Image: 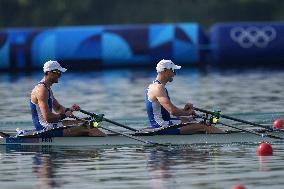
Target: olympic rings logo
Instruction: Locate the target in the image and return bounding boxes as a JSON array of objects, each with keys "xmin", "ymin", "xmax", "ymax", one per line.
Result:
[{"xmin": 230, "ymin": 26, "xmax": 276, "ymax": 48}]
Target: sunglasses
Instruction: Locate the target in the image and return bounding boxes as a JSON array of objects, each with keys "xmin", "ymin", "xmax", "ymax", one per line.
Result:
[
  {"xmin": 170, "ymin": 68, "xmax": 176, "ymax": 75},
  {"xmin": 51, "ymin": 70, "xmax": 62, "ymax": 76}
]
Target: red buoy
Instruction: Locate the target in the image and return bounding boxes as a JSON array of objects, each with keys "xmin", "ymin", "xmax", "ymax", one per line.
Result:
[
  {"xmin": 232, "ymin": 184, "xmax": 246, "ymax": 189},
  {"xmin": 257, "ymin": 142, "xmax": 273, "ymax": 156},
  {"xmin": 273, "ymin": 119, "xmax": 284, "ymax": 129}
]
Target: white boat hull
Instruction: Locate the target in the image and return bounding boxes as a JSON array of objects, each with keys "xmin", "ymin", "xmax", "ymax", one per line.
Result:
[{"xmin": 0, "ymin": 132, "xmax": 283, "ymax": 146}]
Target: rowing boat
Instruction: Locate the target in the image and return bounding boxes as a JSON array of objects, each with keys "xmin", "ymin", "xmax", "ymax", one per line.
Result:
[
  {"xmin": 1, "ymin": 108, "xmax": 283, "ymax": 146},
  {"xmin": 0, "ymin": 131, "xmax": 283, "ymax": 146}
]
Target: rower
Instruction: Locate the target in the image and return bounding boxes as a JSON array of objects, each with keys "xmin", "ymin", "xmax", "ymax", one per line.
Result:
[
  {"xmin": 145, "ymin": 59, "xmax": 224, "ymax": 134},
  {"xmin": 30, "ymin": 60, "xmax": 105, "ymax": 137}
]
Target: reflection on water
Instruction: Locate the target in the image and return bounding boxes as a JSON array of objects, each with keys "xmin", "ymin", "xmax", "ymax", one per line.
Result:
[
  {"xmin": 0, "ymin": 145, "xmax": 214, "ymax": 189},
  {"xmin": 146, "ymin": 148, "xmax": 211, "ymax": 189},
  {"xmin": 1, "ymin": 144, "xmax": 284, "ymax": 189},
  {"xmin": 31, "ymin": 148, "xmax": 103, "ymax": 189},
  {"xmin": 33, "ymin": 153, "xmax": 58, "ymax": 189}
]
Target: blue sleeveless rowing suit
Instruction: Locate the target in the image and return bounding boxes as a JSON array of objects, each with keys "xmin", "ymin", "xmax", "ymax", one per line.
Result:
[
  {"xmin": 145, "ymin": 80, "xmax": 181, "ymax": 134},
  {"xmin": 30, "ymin": 82, "xmax": 64, "ymax": 137}
]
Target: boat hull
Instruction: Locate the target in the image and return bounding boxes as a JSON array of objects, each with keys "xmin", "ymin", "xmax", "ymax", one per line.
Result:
[{"xmin": 0, "ymin": 132, "xmax": 283, "ymax": 146}]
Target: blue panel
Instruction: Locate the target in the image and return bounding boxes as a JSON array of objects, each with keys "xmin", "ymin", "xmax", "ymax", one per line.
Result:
[
  {"xmin": 177, "ymin": 23, "xmax": 198, "ymax": 44},
  {"xmin": 31, "ymin": 30, "xmax": 56, "ymax": 67},
  {"xmin": 56, "ymin": 26, "xmax": 103, "ymax": 59},
  {"xmin": 0, "ymin": 39, "xmax": 9, "ymax": 69},
  {"xmin": 149, "ymin": 24, "xmax": 174, "ymax": 48},
  {"xmin": 102, "ymin": 32, "xmax": 133, "ymax": 64},
  {"xmin": 173, "ymin": 40, "xmax": 198, "ymax": 63},
  {"xmin": 0, "ymin": 23, "xmax": 204, "ymax": 71},
  {"xmin": 8, "ymin": 30, "xmax": 27, "ymax": 44},
  {"xmin": 16, "ymin": 50, "xmax": 25, "ymax": 68},
  {"xmin": 7, "ymin": 30, "xmax": 30, "ymax": 68}
]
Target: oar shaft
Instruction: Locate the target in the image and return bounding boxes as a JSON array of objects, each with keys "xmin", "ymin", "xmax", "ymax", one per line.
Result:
[
  {"xmin": 195, "ymin": 114, "xmax": 275, "ymax": 138},
  {"xmin": 99, "ymin": 125, "xmax": 159, "ymax": 145},
  {"xmin": 0, "ymin": 131, "xmax": 10, "ymax": 138},
  {"xmin": 103, "ymin": 118, "xmax": 137, "ymax": 132},
  {"xmin": 79, "ymin": 110, "xmax": 137, "ymax": 132},
  {"xmin": 74, "ymin": 115, "xmax": 164, "ymax": 146},
  {"xmin": 218, "ymin": 121, "xmax": 283, "ymax": 140},
  {"xmin": 79, "ymin": 109, "xmax": 97, "ymax": 117},
  {"xmin": 194, "ymin": 107, "xmax": 273, "ymax": 131}
]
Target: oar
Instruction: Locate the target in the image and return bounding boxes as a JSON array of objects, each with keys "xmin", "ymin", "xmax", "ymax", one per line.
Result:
[
  {"xmin": 194, "ymin": 114, "xmax": 284, "ymax": 140},
  {"xmin": 79, "ymin": 110, "xmax": 138, "ymax": 132},
  {"xmin": 217, "ymin": 120, "xmax": 284, "ymax": 140},
  {"xmin": 99, "ymin": 125, "xmax": 168, "ymax": 146},
  {"xmin": 137, "ymin": 122, "xmax": 190, "ymax": 135},
  {"xmin": 194, "ymin": 107, "xmax": 274, "ymax": 131},
  {"xmin": 73, "ymin": 115, "xmax": 167, "ymax": 147},
  {"xmin": 0, "ymin": 131, "xmax": 10, "ymax": 138}
]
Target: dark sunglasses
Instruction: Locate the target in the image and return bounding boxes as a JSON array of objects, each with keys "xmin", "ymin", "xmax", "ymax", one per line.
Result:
[{"xmin": 51, "ymin": 70, "xmax": 62, "ymax": 76}]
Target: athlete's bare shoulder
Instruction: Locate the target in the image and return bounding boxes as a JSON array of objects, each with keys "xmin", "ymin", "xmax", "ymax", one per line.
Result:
[
  {"xmin": 31, "ymin": 84, "xmax": 49, "ymax": 102},
  {"xmin": 148, "ymin": 82, "xmax": 166, "ymax": 97}
]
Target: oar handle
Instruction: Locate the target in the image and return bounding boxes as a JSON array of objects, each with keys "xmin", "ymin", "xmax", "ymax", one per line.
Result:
[
  {"xmin": 194, "ymin": 107, "xmax": 273, "ymax": 131},
  {"xmin": 79, "ymin": 110, "xmax": 138, "ymax": 132}
]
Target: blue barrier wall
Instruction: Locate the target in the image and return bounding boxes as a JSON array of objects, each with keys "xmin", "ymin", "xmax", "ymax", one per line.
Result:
[
  {"xmin": 0, "ymin": 23, "xmax": 205, "ymax": 71},
  {"xmin": 208, "ymin": 22, "xmax": 284, "ymax": 66}
]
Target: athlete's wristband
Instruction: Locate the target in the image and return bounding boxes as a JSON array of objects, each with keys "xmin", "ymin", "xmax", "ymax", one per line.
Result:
[{"xmin": 60, "ymin": 113, "xmax": 67, "ymax": 120}]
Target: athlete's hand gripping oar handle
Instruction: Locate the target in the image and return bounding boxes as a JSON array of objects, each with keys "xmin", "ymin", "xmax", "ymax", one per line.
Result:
[
  {"xmin": 79, "ymin": 109, "xmax": 138, "ymax": 132},
  {"xmin": 194, "ymin": 107, "xmax": 273, "ymax": 131}
]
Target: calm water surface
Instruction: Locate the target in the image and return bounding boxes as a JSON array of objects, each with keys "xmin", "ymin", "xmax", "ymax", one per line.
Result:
[{"xmin": 0, "ymin": 68, "xmax": 284, "ymax": 189}]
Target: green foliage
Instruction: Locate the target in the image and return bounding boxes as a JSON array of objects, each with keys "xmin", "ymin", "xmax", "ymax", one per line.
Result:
[{"xmin": 0, "ymin": 0, "xmax": 283, "ymax": 28}]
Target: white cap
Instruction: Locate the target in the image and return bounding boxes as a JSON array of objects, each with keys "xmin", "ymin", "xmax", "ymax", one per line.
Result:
[
  {"xmin": 43, "ymin": 60, "xmax": 67, "ymax": 73},
  {"xmin": 156, "ymin": 59, "xmax": 181, "ymax": 73}
]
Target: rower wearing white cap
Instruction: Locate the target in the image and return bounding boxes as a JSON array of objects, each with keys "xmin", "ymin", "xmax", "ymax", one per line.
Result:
[
  {"xmin": 30, "ymin": 60, "xmax": 105, "ymax": 137},
  {"xmin": 145, "ymin": 59, "xmax": 223, "ymax": 134}
]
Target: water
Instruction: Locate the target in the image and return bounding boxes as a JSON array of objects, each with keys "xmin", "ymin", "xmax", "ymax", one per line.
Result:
[{"xmin": 1, "ymin": 68, "xmax": 284, "ymax": 189}]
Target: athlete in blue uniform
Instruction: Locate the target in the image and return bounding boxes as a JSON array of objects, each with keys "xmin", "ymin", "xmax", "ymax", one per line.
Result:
[
  {"xmin": 145, "ymin": 59, "xmax": 223, "ymax": 134},
  {"xmin": 30, "ymin": 60, "xmax": 105, "ymax": 137}
]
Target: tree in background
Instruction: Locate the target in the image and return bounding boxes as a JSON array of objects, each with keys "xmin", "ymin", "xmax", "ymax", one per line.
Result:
[{"xmin": 0, "ymin": 0, "xmax": 283, "ymax": 28}]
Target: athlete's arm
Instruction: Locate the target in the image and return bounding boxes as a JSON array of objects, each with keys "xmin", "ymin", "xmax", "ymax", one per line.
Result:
[
  {"xmin": 52, "ymin": 93, "xmax": 65, "ymax": 114},
  {"xmin": 52, "ymin": 92, "xmax": 80, "ymax": 113},
  {"xmin": 154, "ymin": 85, "xmax": 193, "ymax": 117},
  {"xmin": 36, "ymin": 85, "xmax": 63, "ymax": 123}
]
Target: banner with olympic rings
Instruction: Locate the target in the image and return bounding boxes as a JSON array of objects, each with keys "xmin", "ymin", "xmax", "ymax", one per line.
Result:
[{"xmin": 209, "ymin": 23, "xmax": 284, "ymax": 66}]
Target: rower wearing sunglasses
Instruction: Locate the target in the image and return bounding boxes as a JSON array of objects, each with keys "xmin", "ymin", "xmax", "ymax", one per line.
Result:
[
  {"xmin": 30, "ymin": 60, "xmax": 105, "ymax": 137},
  {"xmin": 145, "ymin": 59, "xmax": 223, "ymax": 134}
]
